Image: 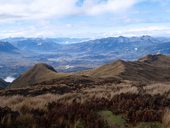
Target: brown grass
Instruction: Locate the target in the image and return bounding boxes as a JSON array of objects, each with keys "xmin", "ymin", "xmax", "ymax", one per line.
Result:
[
  {"xmin": 144, "ymin": 83, "xmax": 170, "ymax": 97},
  {"xmin": 1, "ymin": 82, "xmax": 170, "ymax": 112},
  {"xmin": 0, "ymin": 94, "xmax": 60, "ymax": 111},
  {"xmin": 162, "ymin": 108, "xmax": 170, "ymax": 128}
]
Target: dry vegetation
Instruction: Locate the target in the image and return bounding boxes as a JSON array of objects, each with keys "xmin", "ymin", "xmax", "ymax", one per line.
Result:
[
  {"xmin": 162, "ymin": 109, "xmax": 170, "ymax": 128},
  {"xmin": 0, "ymin": 82, "xmax": 170, "ymax": 128},
  {"xmin": 0, "ymin": 93, "xmax": 169, "ymax": 128},
  {"xmin": 0, "ymin": 94, "xmax": 59, "ymax": 111},
  {"xmin": 144, "ymin": 83, "xmax": 170, "ymax": 94}
]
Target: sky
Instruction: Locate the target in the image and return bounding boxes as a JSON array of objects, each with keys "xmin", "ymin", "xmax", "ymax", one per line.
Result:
[{"xmin": 0, "ymin": 0, "xmax": 170, "ymax": 38}]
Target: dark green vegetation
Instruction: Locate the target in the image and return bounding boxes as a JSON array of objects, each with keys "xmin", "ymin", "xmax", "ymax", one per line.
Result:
[{"xmin": 98, "ymin": 111, "xmax": 126, "ymax": 128}]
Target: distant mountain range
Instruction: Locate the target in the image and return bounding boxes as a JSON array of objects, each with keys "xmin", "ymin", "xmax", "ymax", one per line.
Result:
[
  {"xmin": 1, "ymin": 37, "xmax": 88, "ymax": 52},
  {"xmin": 64, "ymin": 36, "xmax": 170, "ymax": 58},
  {"xmin": 1, "ymin": 35, "xmax": 170, "ymax": 80},
  {"xmin": 1, "ymin": 35, "xmax": 170, "ymax": 54}
]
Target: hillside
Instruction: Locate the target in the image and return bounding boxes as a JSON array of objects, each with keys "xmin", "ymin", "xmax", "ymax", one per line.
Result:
[
  {"xmin": 139, "ymin": 54, "xmax": 170, "ymax": 67},
  {"xmin": 10, "ymin": 63, "xmax": 69, "ymax": 88},
  {"xmin": 79, "ymin": 54, "xmax": 170, "ymax": 82}
]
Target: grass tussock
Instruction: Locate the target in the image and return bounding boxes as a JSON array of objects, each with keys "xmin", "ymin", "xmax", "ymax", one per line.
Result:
[
  {"xmin": 144, "ymin": 83, "xmax": 170, "ymax": 97},
  {"xmin": 0, "ymin": 94, "xmax": 59, "ymax": 111},
  {"xmin": 162, "ymin": 109, "xmax": 170, "ymax": 128}
]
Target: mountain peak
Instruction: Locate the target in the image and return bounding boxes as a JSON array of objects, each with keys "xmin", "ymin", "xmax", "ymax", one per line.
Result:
[
  {"xmin": 32, "ymin": 63, "xmax": 57, "ymax": 73},
  {"xmin": 10, "ymin": 63, "xmax": 58, "ymax": 88},
  {"xmin": 141, "ymin": 35, "xmax": 152, "ymax": 39}
]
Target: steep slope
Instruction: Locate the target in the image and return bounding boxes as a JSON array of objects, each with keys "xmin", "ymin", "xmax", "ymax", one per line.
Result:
[
  {"xmin": 0, "ymin": 79, "xmax": 9, "ymax": 89},
  {"xmin": 10, "ymin": 63, "xmax": 68, "ymax": 88}
]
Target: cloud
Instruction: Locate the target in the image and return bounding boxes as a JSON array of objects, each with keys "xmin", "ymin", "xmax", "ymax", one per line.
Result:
[
  {"xmin": 0, "ymin": 0, "xmax": 139, "ymax": 20},
  {"xmin": 0, "ymin": 0, "xmax": 77, "ymax": 20},
  {"xmin": 108, "ymin": 25, "xmax": 170, "ymax": 37},
  {"xmin": 2, "ymin": 0, "xmax": 166, "ymax": 38},
  {"xmin": 81, "ymin": 0, "xmax": 138, "ymax": 15},
  {"xmin": 4, "ymin": 76, "xmax": 15, "ymax": 83}
]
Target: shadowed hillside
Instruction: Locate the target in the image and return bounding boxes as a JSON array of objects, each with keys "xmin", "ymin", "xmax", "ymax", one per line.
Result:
[
  {"xmin": 139, "ymin": 54, "xmax": 170, "ymax": 67},
  {"xmin": 0, "ymin": 79, "xmax": 8, "ymax": 89}
]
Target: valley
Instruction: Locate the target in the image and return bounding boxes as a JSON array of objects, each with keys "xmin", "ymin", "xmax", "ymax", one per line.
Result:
[{"xmin": 1, "ymin": 36, "xmax": 170, "ymax": 80}]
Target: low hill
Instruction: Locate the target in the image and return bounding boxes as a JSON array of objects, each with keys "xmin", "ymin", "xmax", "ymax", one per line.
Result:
[{"xmin": 10, "ymin": 63, "xmax": 69, "ymax": 88}]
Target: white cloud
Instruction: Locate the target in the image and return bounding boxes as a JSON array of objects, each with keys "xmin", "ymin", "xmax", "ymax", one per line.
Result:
[
  {"xmin": 0, "ymin": 0, "xmax": 139, "ymax": 20},
  {"xmin": 4, "ymin": 76, "xmax": 15, "ymax": 82},
  {"xmin": 0, "ymin": 0, "xmax": 78, "ymax": 20},
  {"xmin": 109, "ymin": 25, "xmax": 170, "ymax": 37},
  {"xmin": 82, "ymin": 0, "xmax": 138, "ymax": 15},
  {"xmin": 2, "ymin": 0, "xmax": 165, "ymax": 38}
]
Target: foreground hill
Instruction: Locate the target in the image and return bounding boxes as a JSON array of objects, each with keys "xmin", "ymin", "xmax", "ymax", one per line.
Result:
[{"xmin": 10, "ymin": 63, "xmax": 68, "ymax": 88}]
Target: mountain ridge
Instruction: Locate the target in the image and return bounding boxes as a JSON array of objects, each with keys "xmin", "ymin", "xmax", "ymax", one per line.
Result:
[
  {"xmin": 10, "ymin": 54, "xmax": 170, "ymax": 88},
  {"xmin": 78, "ymin": 54, "xmax": 170, "ymax": 82}
]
